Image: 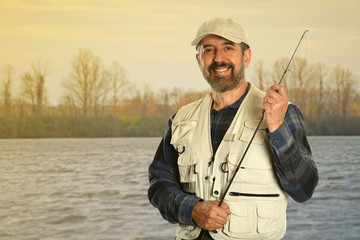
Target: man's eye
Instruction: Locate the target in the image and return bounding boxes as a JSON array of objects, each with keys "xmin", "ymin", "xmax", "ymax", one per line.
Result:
[
  {"xmin": 203, "ymin": 48, "xmax": 214, "ymax": 54},
  {"xmin": 225, "ymin": 47, "xmax": 234, "ymax": 51}
]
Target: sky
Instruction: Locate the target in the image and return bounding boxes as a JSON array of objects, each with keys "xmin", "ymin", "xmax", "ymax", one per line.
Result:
[{"xmin": 1, "ymin": 0, "xmax": 359, "ymax": 105}]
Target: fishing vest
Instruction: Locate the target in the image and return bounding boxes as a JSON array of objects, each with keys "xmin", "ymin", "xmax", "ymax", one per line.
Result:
[{"xmin": 171, "ymin": 85, "xmax": 289, "ymax": 240}]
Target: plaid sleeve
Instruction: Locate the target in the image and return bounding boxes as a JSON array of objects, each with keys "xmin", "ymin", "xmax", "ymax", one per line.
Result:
[
  {"xmin": 148, "ymin": 114, "xmax": 202, "ymax": 225},
  {"xmin": 267, "ymin": 104, "xmax": 319, "ymax": 202}
]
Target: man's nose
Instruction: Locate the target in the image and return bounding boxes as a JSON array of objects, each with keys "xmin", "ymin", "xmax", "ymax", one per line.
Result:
[{"xmin": 214, "ymin": 49, "xmax": 225, "ymax": 62}]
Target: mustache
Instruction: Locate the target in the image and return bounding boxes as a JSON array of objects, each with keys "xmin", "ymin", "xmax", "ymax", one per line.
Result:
[{"xmin": 207, "ymin": 62, "xmax": 234, "ymax": 73}]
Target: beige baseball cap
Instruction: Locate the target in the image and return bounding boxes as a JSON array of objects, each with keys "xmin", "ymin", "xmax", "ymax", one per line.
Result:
[{"xmin": 191, "ymin": 18, "xmax": 250, "ymax": 48}]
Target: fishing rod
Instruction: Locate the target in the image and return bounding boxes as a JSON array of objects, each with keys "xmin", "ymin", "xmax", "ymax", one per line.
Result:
[{"xmin": 198, "ymin": 30, "xmax": 309, "ymax": 240}]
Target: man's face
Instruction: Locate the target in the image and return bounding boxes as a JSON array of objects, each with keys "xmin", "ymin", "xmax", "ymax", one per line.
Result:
[{"xmin": 196, "ymin": 35, "xmax": 251, "ymax": 93}]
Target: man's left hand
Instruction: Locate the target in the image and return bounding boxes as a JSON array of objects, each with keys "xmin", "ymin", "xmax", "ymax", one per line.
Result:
[{"xmin": 262, "ymin": 84, "xmax": 289, "ymax": 133}]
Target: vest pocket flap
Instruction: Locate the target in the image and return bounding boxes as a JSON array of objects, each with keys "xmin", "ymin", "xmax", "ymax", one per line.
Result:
[
  {"xmin": 230, "ymin": 204, "xmax": 250, "ymax": 217},
  {"xmin": 174, "ymin": 119, "xmax": 198, "ymax": 127},
  {"xmin": 244, "ymin": 119, "xmax": 266, "ymax": 130},
  {"xmin": 178, "ymin": 154, "xmax": 196, "ymax": 166},
  {"xmin": 240, "ymin": 119, "xmax": 266, "ymax": 144},
  {"xmin": 171, "ymin": 119, "xmax": 198, "ymax": 145},
  {"xmin": 226, "ymin": 203, "xmax": 254, "ymax": 234},
  {"xmin": 257, "ymin": 204, "xmax": 281, "ymax": 219},
  {"xmin": 227, "ymin": 152, "xmax": 271, "ymax": 169}
]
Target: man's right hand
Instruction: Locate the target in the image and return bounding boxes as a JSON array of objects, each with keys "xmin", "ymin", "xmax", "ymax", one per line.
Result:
[{"xmin": 192, "ymin": 201, "xmax": 231, "ymax": 230}]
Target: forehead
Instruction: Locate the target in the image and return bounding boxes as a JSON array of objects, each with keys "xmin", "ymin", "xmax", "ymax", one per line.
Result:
[{"xmin": 199, "ymin": 35, "xmax": 236, "ymax": 47}]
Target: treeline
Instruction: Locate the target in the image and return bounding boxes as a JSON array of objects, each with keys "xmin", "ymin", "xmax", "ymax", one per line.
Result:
[{"xmin": 0, "ymin": 49, "xmax": 359, "ymax": 138}]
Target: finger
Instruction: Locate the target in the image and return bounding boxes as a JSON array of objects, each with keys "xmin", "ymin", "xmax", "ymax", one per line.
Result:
[
  {"xmin": 265, "ymin": 85, "xmax": 281, "ymax": 100},
  {"xmin": 215, "ymin": 215, "xmax": 228, "ymax": 225},
  {"xmin": 267, "ymin": 89, "xmax": 281, "ymax": 101},
  {"xmin": 270, "ymin": 84, "xmax": 281, "ymax": 92},
  {"xmin": 263, "ymin": 94, "xmax": 270, "ymax": 104},
  {"xmin": 268, "ymin": 91, "xmax": 277, "ymax": 100},
  {"xmin": 209, "ymin": 223, "xmax": 223, "ymax": 231},
  {"xmin": 221, "ymin": 202, "xmax": 231, "ymax": 215},
  {"xmin": 263, "ymin": 96, "xmax": 274, "ymax": 106},
  {"xmin": 270, "ymin": 84, "xmax": 287, "ymax": 97},
  {"xmin": 206, "ymin": 215, "xmax": 227, "ymax": 230},
  {"xmin": 216, "ymin": 209, "xmax": 229, "ymax": 218},
  {"xmin": 267, "ymin": 96, "xmax": 273, "ymax": 104}
]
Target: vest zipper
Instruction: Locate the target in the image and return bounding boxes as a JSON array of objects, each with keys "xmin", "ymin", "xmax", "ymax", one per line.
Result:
[{"xmin": 229, "ymin": 192, "xmax": 280, "ymax": 197}]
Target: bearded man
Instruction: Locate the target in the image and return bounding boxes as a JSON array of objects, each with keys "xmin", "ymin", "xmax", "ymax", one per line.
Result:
[{"xmin": 148, "ymin": 18, "xmax": 318, "ymax": 240}]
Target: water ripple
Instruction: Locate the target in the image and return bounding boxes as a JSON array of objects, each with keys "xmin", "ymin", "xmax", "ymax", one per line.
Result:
[{"xmin": 50, "ymin": 215, "xmax": 87, "ymax": 224}]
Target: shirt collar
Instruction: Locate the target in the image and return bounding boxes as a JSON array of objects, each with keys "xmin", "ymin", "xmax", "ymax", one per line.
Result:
[{"xmin": 229, "ymin": 82, "xmax": 251, "ymax": 109}]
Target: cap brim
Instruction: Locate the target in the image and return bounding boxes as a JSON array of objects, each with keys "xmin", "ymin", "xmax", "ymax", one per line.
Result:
[{"xmin": 191, "ymin": 33, "xmax": 246, "ymax": 47}]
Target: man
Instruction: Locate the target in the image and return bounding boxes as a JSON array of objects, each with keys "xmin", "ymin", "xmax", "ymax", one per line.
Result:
[{"xmin": 148, "ymin": 18, "xmax": 318, "ymax": 240}]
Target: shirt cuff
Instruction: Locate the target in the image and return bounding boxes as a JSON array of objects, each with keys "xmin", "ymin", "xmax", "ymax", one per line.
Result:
[
  {"xmin": 179, "ymin": 195, "xmax": 203, "ymax": 225},
  {"xmin": 267, "ymin": 122, "xmax": 294, "ymax": 155}
]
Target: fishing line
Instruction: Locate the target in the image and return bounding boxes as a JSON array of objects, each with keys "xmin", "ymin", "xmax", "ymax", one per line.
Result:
[
  {"xmin": 306, "ymin": 31, "xmax": 308, "ymax": 64},
  {"xmin": 198, "ymin": 30, "xmax": 309, "ymax": 240}
]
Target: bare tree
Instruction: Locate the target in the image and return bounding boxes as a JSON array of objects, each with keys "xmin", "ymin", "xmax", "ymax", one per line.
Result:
[
  {"xmin": 60, "ymin": 95, "xmax": 80, "ymax": 117},
  {"xmin": 156, "ymin": 87, "xmax": 183, "ymax": 118},
  {"xmin": 272, "ymin": 57, "xmax": 289, "ymax": 88},
  {"xmin": 312, "ymin": 62, "xmax": 329, "ymax": 118},
  {"xmin": 108, "ymin": 61, "xmax": 131, "ymax": 115},
  {"xmin": 63, "ymin": 49, "xmax": 103, "ymax": 117},
  {"xmin": 1, "ymin": 64, "xmax": 16, "ymax": 116},
  {"xmin": 253, "ymin": 59, "xmax": 267, "ymax": 91},
  {"xmin": 288, "ymin": 57, "xmax": 309, "ymax": 112},
  {"xmin": 91, "ymin": 68, "xmax": 110, "ymax": 117},
  {"xmin": 32, "ymin": 59, "xmax": 48, "ymax": 118},
  {"xmin": 20, "ymin": 59, "xmax": 48, "ymax": 118},
  {"xmin": 140, "ymin": 85, "xmax": 155, "ymax": 119},
  {"xmin": 21, "ymin": 72, "xmax": 36, "ymax": 111},
  {"xmin": 331, "ymin": 65, "xmax": 356, "ymax": 117},
  {"xmin": 129, "ymin": 85, "xmax": 157, "ymax": 119},
  {"xmin": 157, "ymin": 88, "xmax": 171, "ymax": 118},
  {"xmin": 291, "ymin": 58, "xmax": 308, "ymax": 89}
]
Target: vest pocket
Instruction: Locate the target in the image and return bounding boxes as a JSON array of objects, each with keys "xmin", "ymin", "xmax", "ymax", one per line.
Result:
[
  {"xmin": 223, "ymin": 202, "xmax": 255, "ymax": 236},
  {"xmin": 227, "ymin": 152, "xmax": 270, "ymax": 185},
  {"xmin": 257, "ymin": 203, "xmax": 282, "ymax": 233},
  {"xmin": 223, "ymin": 202, "xmax": 283, "ymax": 238},
  {"xmin": 178, "ymin": 154, "xmax": 197, "ymax": 182},
  {"xmin": 178, "ymin": 154, "xmax": 197, "ymax": 193}
]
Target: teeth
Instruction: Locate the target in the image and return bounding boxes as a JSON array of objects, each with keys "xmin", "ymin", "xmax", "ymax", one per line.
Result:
[{"xmin": 215, "ymin": 68, "xmax": 228, "ymax": 72}]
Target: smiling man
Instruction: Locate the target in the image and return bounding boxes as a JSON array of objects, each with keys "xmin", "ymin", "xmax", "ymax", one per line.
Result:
[{"xmin": 148, "ymin": 18, "xmax": 318, "ymax": 240}]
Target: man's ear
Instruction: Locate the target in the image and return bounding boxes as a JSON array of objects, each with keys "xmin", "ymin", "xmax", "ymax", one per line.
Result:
[
  {"xmin": 243, "ymin": 49, "xmax": 252, "ymax": 69},
  {"xmin": 196, "ymin": 54, "xmax": 200, "ymax": 66}
]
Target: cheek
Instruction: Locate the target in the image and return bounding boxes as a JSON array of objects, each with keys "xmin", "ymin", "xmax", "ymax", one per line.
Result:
[
  {"xmin": 198, "ymin": 59, "xmax": 208, "ymax": 72},
  {"xmin": 234, "ymin": 57, "xmax": 245, "ymax": 69},
  {"xmin": 198, "ymin": 61, "xmax": 205, "ymax": 72}
]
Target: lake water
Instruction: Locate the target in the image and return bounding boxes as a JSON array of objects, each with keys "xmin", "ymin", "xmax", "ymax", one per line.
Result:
[{"xmin": 0, "ymin": 136, "xmax": 359, "ymax": 240}]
